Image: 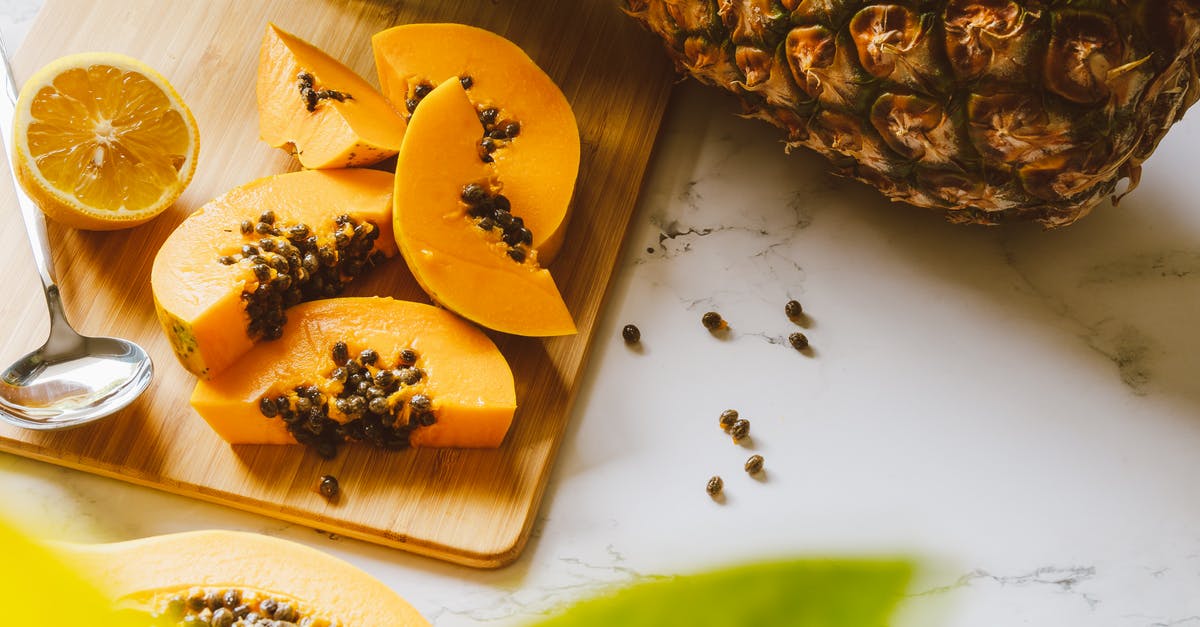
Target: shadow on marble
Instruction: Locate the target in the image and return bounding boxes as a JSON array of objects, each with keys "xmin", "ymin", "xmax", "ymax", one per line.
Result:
[{"xmin": 846, "ymin": 173, "xmax": 1200, "ymax": 417}]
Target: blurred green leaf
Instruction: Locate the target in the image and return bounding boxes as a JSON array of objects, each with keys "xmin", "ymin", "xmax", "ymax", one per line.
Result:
[
  {"xmin": 531, "ymin": 558, "xmax": 913, "ymax": 627},
  {"xmin": 0, "ymin": 517, "xmax": 144, "ymax": 627}
]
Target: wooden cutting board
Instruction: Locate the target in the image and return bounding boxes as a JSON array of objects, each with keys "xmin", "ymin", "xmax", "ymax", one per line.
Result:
[{"xmin": 0, "ymin": 0, "xmax": 673, "ymax": 567}]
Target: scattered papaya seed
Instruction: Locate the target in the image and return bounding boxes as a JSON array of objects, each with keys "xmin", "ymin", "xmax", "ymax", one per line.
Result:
[
  {"xmin": 719, "ymin": 409, "xmax": 738, "ymax": 432},
  {"xmin": 622, "ymin": 324, "xmax": 641, "ymax": 344},
  {"xmin": 317, "ymin": 474, "xmax": 339, "ymax": 499},
  {"xmin": 706, "ymin": 476, "xmax": 723, "ymax": 497},
  {"xmin": 745, "ymin": 454, "xmax": 764, "ymax": 475},
  {"xmin": 784, "ymin": 299, "xmax": 802, "ymax": 318},
  {"xmin": 730, "ymin": 418, "xmax": 750, "ymax": 442},
  {"xmin": 701, "ymin": 311, "xmax": 725, "ymax": 331},
  {"xmin": 789, "ymin": 332, "xmax": 809, "ymax": 351}
]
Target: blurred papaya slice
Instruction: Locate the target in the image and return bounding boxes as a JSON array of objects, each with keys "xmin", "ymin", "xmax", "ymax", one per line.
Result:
[
  {"xmin": 0, "ymin": 517, "xmax": 143, "ymax": 625},
  {"xmin": 58, "ymin": 529, "xmax": 430, "ymax": 625},
  {"xmin": 258, "ymin": 23, "xmax": 405, "ymax": 168}
]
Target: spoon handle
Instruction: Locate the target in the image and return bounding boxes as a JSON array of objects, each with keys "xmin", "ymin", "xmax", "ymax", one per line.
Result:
[{"xmin": 0, "ymin": 36, "xmax": 57, "ymax": 292}]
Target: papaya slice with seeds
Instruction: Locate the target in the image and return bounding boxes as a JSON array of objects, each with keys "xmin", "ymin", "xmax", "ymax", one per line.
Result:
[
  {"xmin": 57, "ymin": 529, "xmax": 429, "ymax": 625},
  {"xmin": 150, "ymin": 169, "xmax": 396, "ymax": 380},
  {"xmin": 190, "ymin": 297, "xmax": 516, "ymax": 453},
  {"xmin": 392, "ymin": 79, "xmax": 576, "ymax": 337},
  {"xmin": 372, "ymin": 23, "xmax": 580, "ymax": 263},
  {"xmin": 258, "ymin": 23, "xmax": 406, "ymax": 168}
]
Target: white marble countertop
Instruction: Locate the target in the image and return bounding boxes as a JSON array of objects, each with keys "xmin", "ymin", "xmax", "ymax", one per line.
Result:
[{"xmin": 3, "ymin": 3, "xmax": 1200, "ymax": 626}]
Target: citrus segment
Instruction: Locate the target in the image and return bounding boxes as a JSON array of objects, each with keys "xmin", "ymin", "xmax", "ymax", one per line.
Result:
[{"xmin": 14, "ymin": 52, "xmax": 198, "ymax": 230}]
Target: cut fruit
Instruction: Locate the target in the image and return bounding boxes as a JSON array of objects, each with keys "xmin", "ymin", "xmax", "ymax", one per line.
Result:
[
  {"xmin": 151, "ymin": 168, "xmax": 396, "ymax": 380},
  {"xmin": 373, "ymin": 23, "xmax": 580, "ymax": 262},
  {"xmin": 13, "ymin": 52, "xmax": 198, "ymax": 230},
  {"xmin": 392, "ymin": 79, "xmax": 576, "ymax": 337},
  {"xmin": 190, "ymin": 297, "xmax": 517, "ymax": 454},
  {"xmin": 57, "ymin": 529, "xmax": 430, "ymax": 626},
  {"xmin": 258, "ymin": 23, "xmax": 406, "ymax": 169}
]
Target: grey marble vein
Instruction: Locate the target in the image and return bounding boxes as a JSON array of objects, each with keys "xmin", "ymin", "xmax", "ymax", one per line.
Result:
[{"xmin": 913, "ymin": 565, "xmax": 1099, "ymax": 609}]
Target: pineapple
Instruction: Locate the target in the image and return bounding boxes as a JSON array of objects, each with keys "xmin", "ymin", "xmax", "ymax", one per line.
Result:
[{"xmin": 625, "ymin": 1, "xmax": 1200, "ymax": 226}]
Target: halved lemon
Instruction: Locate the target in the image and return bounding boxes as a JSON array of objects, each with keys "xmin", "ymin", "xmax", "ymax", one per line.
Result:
[{"xmin": 13, "ymin": 52, "xmax": 199, "ymax": 230}]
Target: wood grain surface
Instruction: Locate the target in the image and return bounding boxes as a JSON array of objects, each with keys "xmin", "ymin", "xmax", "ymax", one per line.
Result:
[{"xmin": 0, "ymin": 0, "xmax": 673, "ymax": 567}]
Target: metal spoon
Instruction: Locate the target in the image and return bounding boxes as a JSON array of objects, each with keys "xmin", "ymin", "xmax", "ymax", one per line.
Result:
[{"xmin": 0, "ymin": 38, "xmax": 152, "ymax": 430}]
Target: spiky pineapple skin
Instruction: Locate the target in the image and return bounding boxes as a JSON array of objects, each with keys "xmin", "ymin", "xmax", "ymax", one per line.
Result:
[{"xmin": 625, "ymin": 0, "xmax": 1200, "ymax": 227}]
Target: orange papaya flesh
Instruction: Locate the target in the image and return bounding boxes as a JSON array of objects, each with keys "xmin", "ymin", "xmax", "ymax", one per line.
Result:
[
  {"xmin": 258, "ymin": 23, "xmax": 406, "ymax": 169},
  {"xmin": 373, "ymin": 22, "xmax": 579, "ymax": 263},
  {"xmin": 393, "ymin": 79, "xmax": 576, "ymax": 337},
  {"xmin": 151, "ymin": 169, "xmax": 396, "ymax": 380},
  {"xmin": 58, "ymin": 529, "xmax": 430, "ymax": 626},
  {"xmin": 190, "ymin": 297, "xmax": 516, "ymax": 453}
]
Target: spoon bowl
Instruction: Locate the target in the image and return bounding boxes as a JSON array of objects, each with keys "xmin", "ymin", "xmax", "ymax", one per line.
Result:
[{"xmin": 0, "ymin": 332, "xmax": 152, "ymax": 430}]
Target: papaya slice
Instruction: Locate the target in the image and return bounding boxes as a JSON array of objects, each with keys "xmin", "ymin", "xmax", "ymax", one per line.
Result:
[
  {"xmin": 258, "ymin": 23, "xmax": 406, "ymax": 168},
  {"xmin": 57, "ymin": 529, "xmax": 429, "ymax": 625},
  {"xmin": 151, "ymin": 169, "xmax": 396, "ymax": 380},
  {"xmin": 392, "ymin": 79, "xmax": 576, "ymax": 337},
  {"xmin": 190, "ymin": 297, "xmax": 516, "ymax": 456},
  {"xmin": 373, "ymin": 23, "xmax": 580, "ymax": 263}
]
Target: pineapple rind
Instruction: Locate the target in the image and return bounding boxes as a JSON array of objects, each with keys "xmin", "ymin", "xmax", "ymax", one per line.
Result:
[{"xmin": 626, "ymin": 0, "xmax": 1200, "ymax": 227}]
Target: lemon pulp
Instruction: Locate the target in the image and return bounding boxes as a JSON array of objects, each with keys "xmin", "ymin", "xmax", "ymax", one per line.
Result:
[{"xmin": 15, "ymin": 53, "xmax": 198, "ymax": 229}]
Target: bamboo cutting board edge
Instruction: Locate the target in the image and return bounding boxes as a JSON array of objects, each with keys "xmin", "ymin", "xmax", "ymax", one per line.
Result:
[
  {"xmin": 2, "ymin": 438, "xmax": 527, "ymax": 566},
  {"xmin": 486, "ymin": 80, "xmax": 676, "ymax": 565},
  {"xmin": 0, "ymin": 0, "xmax": 675, "ymax": 568}
]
